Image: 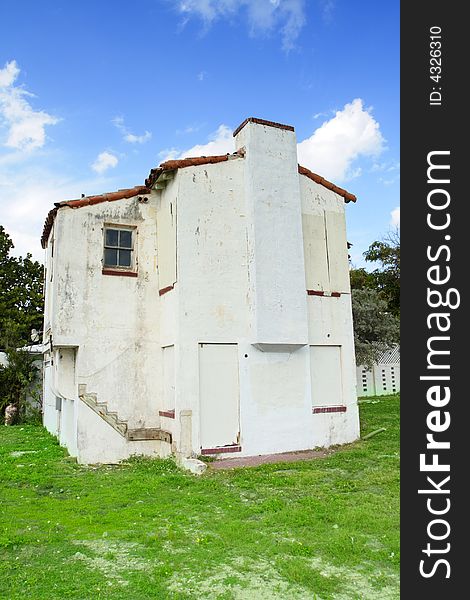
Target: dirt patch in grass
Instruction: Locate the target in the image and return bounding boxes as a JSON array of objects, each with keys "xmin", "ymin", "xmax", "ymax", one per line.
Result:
[
  {"xmin": 70, "ymin": 539, "xmax": 154, "ymax": 586},
  {"xmin": 168, "ymin": 557, "xmax": 321, "ymax": 599}
]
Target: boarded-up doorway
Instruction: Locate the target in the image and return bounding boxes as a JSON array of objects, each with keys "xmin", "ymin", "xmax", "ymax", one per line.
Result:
[
  {"xmin": 310, "ymin": 345, "xmax": 343, "ymax": 406},
  {"xmin": 199, "ymin": 343, "xmax": 240, "ymax": 448}
]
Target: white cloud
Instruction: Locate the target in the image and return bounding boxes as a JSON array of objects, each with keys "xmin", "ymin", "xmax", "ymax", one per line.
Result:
[
  {"xmin": 160, "ymin": 124, "xmax": 233, "ymax": 161},
  {"xmin": 160, "ymin": 101, "xmax": 383, "ymax": 184},
  {"xmin": 91, "ymin": 151, "xmax": 118, "ymax": 173},
  {"xmin": 124, "ymin": 131, "xmax": 152, "ymax": 144},
  {"xmin": 297, "ymin": 98, "xmax": 385, "ymax": 182},
  {"xmin": 112, "ymin": 116, "xmax": 152, "ymax": 144},
  {"xmin": 0, "ymin": 60, "xmax": 20, "ymax": 87},
  {"xmin": 177, "ymin": 0, "xmax": 306, "ymax": 51},
  {"xmin": 390, "ymin": 207, "xmax": 400, "ymax": 228},
  {"xmin": 0, "ymin": 60, "xmax": 59, "ymax": 152}
]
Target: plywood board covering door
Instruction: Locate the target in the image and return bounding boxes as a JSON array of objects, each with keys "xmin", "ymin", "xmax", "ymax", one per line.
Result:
[
  {"xmin": 199, "ymin": 344, "xmax": 240, "ymax": 448},
  {"xmin": 310, "ymin": 345, "xmax": 343, "ymax": 406}
]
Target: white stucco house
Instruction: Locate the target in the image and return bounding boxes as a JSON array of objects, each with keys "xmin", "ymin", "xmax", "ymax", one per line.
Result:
[{"xmin": 41, "ymin": 117, "xmax": 360, "ymax": 464}]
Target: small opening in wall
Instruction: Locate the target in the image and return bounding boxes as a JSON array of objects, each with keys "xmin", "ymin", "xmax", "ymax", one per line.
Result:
[
  {"xmin": 244, "ymin": 354, "xmax": 248, "ymax": 358},
  {"xmin": 326, "ymin": 333, "xmax": 330, "ymax": 338}
]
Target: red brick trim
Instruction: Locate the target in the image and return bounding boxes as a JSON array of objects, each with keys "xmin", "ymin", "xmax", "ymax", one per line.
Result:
[
  {"xmin": 312, "ymin": 406, "xmax": 347, "ymax": 414},
  {"xmin": 233, "ymin": 117, "xmax": 295, "ymax": 137},
  {"xmin": 159, "ymin": 409, "xmax": 175, "ymax": 419},
  {"xmin": 201, "ymin": 445, "xmax": 242, "ymax": 455},
  {"xmin": 159, "ymin": 285, "xmax": 174, "ymax": 296},
  {"xmin": 102, "ymin": 269, "xmax": 138, "ymax": 278},
  {"xmin": 307, "ymin": 290, "xmax": 342, "ymax": 297}
]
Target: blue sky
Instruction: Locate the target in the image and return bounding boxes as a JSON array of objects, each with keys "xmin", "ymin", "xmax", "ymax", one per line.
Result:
[{"xmin": 0, "ymin": 0, "xmax": 399, "ymax": 265}]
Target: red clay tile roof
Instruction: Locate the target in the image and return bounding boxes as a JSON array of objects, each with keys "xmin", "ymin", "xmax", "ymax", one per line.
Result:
[
  {"xmin": 41, "ymin": 146, "xmax": 356, "ymax": 248},
  {"xmin": 298, "ymin": 165, "xmax": 356, "ymax": 203},
  {"xmin": 233, "ymin": 117, "xmax": 295, "ymax": 137},
  {"xmin": 41, "ymin": 186, "xmax": 149, "ymax": 248},
  {"xmin": 145, "ymin": 151, "xmax": 244, "ymax": 188},
  {"xmin": 60, "ymin": 186, "xmax": 150, "ymax": 209}
]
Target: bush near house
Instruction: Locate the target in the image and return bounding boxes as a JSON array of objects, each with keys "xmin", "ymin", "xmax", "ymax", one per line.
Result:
[
  {"xmin": 0, "ymin": 227, "xmax": 44, "ymax": 423},
  {"xmin": 0, "ymin": 395, "xmax": 399, "ymax": 599},
  {"xmin": 0, "ymin": 346, "xmax": 40, "ymax": 424}
]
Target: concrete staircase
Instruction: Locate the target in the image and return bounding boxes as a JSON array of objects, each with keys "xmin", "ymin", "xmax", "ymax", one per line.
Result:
[{"xmin": 78, "ymin": 384, "xmax": 172, "ymax": 444}]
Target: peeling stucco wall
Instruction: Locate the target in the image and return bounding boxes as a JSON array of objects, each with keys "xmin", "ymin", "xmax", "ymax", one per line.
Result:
[{"xmin": 43, "ymin": 118, "xmax": 359, "ymax": 464}]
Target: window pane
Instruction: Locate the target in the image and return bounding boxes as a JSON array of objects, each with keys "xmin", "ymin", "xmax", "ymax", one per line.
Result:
[
  {"xmin": 119, "ymin": 249, "xmax": 131, "ymax": 267},
  {"xmin": 119, "ymin": 230, "xmax": 132, "ymax": 249},
  {"xmin": 104, "ymin": 248, "xmax": 118, "ymax": 266},
  {"xmin": 105, "ymin": 229, "xmax": 119, "ymax": 247}
]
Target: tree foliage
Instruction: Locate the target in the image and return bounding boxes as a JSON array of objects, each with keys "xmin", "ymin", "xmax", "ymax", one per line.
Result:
[
  {"xmin": 0, "ymin": 226, "xmax": 44, "ymax": 421},
  {"xmin": 362, "ymin": 229, "xmax": 400, "ymax": 316},
  {"xmin": 0, "ymin": 346, "xmax": 40, "ymax": 420},
  {"xmin": 0, "ymin": 225, "xmax": 44, "ymax": 348},
  {"xmin": 352, "ymin": 288, "xmax": 400, "ymax": 368},
  {"xmin": 350, "ymin": 230, "xmax": 400, "ymax": 367}
]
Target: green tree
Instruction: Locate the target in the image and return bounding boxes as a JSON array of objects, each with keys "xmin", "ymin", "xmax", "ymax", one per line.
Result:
[
  {"xmin": 349, "ymin": 267, "xmax": 376, "ymax": 292},
  {"xmin": 0, "ymin": 346, "xmax": 40, "ymax": 422},
  {"xmin": 363, "ymin": 229, "xmax": 400, "ymax": 316},
  {"xmin": 352, "ymin": 288, "xmax": 400, "ymax": 368},
  {"xmin": 350, "ymin": 230, "xmax": 400, "ymax": 367},
  {"xmin": 0, "ymin": 226, "xmax": 44, "ymax": 347}
]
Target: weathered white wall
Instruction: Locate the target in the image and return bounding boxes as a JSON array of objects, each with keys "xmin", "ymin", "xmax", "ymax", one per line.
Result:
[
  {"xmin": 167, "ymin": 121, "xmax": 359, "ymax": 457},
  {"xmin": 43, "ymin": 118, "xmax": 359, "ymax": 463},
  {"xmin": 43, "ymin": 192, "xmax": 167, "ymax": 463},
  {"xmin": 235, "ymin": 122, "xmax": 308, "ymax": 347}
]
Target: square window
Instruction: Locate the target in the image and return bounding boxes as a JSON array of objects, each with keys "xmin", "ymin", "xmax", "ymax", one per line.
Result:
[{"xmin": 103, "ymin": 227, "xmax": 135, "ymax": 270}]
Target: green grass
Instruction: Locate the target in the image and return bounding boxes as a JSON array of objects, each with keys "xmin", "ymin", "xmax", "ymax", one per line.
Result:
[{"xmin": 0, "ymin": 395, "xmax": 399, "ymax": 599}]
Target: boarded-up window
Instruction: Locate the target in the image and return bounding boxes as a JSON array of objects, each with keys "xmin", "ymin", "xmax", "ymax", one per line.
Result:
[
  {"xmin": 302, "ymin": 210, "xmax": 350, "ymax": 293},
  {"xmin": 199, "ymin": 344, "xmax": 239, "ymax": 449},
  {"xmin": 325, "ymin": 211, "xmax": 350, "ymax": 293},
  {"xmin": 157, "ymin": 198, "xmax": 176, "ymax": 290},
  {"xmin": 310, "ymin": 345, "xmax": 343, "ymax": 406},
  {"xmin": 302, "ymin": 213, "xmax": 329, "ymax": 291}
]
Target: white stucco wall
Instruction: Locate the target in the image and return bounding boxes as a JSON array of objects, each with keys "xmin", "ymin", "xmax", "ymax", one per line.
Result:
[
  {"xmin": 43, "ymin": 192, "xmax": 167, "ymax": 462},
  {"xmin": 43, "ymin": 118, "xmax": 359, "ymax": 463}
]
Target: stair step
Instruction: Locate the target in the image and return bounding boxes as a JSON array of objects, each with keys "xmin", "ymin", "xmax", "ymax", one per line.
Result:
[{"xmin": 127, "ymin": 428, "xmax": 172, "ymax": 443}]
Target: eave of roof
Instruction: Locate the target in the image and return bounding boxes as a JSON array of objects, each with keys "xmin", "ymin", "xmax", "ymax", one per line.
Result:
[
  {"xmin": 40, "ymin": 186, "xmax": 150, "ymax": 248},
  {"xmin": 145, "ymin": 151, "xmax": 244, "ymax": 188},
  {"xmin": 298, "ymin": 165, "xmax": 356, "ymax": 203},
  {"xmin": 41, "ymin": 148, "xmax": 356, "ymax": 249}
]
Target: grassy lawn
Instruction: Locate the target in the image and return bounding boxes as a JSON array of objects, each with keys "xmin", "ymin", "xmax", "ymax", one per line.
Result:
[{"xmin": 0, "ymin": 395, "xmax": 399, "ymax": 599}]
